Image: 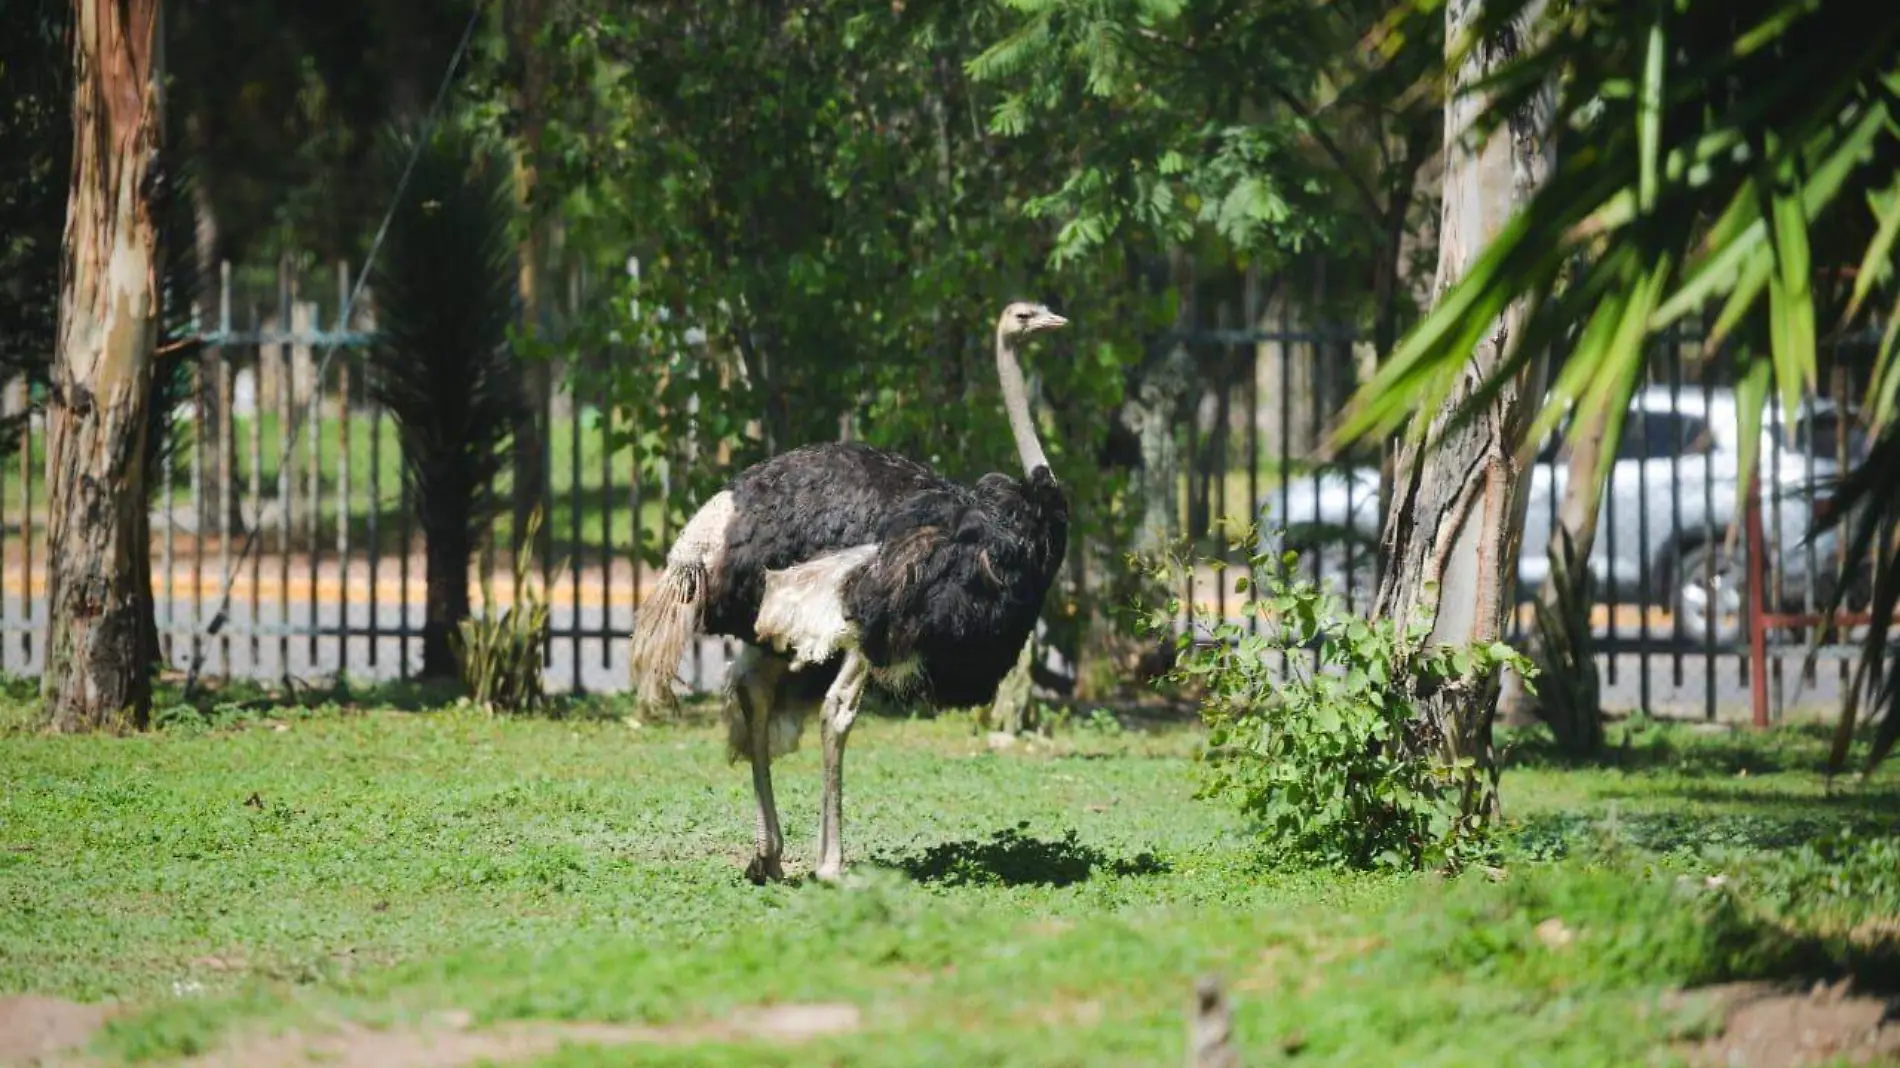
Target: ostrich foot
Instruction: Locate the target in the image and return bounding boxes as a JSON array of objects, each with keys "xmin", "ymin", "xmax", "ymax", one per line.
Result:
[{"xmin": 745, "ymin": 853, "xmax": 784, "ymax": 884}]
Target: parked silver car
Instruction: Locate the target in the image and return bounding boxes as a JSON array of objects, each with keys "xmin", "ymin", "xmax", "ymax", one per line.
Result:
[{"xmin": 1264, "ymin": 386, "xmax": 1867, "ymax": 647}]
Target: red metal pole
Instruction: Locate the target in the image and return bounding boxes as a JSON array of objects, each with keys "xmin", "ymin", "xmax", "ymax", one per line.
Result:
[{"xmin": 1745, "ymin": 470, "xmax": 1770, "ymax": 728}]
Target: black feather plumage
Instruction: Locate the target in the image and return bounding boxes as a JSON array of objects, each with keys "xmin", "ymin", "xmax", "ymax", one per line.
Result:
[{"xmin": 703, "ymin": 440, "xmax": 1068, "ymax": 707}]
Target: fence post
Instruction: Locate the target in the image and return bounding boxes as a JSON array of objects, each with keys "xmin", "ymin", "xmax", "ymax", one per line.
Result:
[{"xmin": 1745, "ymin": 470, "xmax": 1770, "ymax": 727}]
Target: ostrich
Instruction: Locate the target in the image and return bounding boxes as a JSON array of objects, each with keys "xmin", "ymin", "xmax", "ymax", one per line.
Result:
[{"xmin": 629, "ymin": 300, "xmax": 1071, "ymax": 882}]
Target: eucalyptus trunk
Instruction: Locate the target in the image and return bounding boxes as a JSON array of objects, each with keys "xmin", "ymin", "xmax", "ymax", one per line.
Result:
[
  {"xmin": 42, "ymin": 0, "xmax": 164, "ymax": 732},
  {"xmin": 1372, "ymin": 0, "xmax": 1553, "ymax": 817}
]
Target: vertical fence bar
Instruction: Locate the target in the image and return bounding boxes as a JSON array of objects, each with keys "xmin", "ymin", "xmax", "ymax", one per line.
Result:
[
  {"xmin": 599, "ymin": 370, "xmax": 613, "ymax": 669},
  {"xmin": 1, "ymin": 378, "xmax": 9, "ymax": 670},
  {"xmin": 215, "ymin": 262, "xmax": 234, "ymax": 674},
  {"xmin": 541, "ymin": 361, "xmax": 556, "ymax": 671},
  {"xmin": 570, "ymin": 369, "xmax": 583, "ymax": 691},
  {"xmin": 161, "ymin": 359, "xmax": 177, "ymax": 667},
  {"xmin": 398, "ymin": 427, "xmax": 413, "ymax": 681},
  {"xmin": 1702, "ymin": 369, "xmax": 1721, "ymax": 717},
  {"xmin": 1277, "ymin": 301, "xmax": 1292, "ymax": 578},
  {"xmin": 306, "ymin": 325, "xmax": 321, "ymax": 672},
  {"xmin": 1182, "ymin": 346, "xmax": 1198, "ymax": 617},
  {"xmin": 1766, "ymin": 396, "xmax": 1786, "ymax": 717},
  {"xmin": 1831, "ymin": 362, "xmax": 1850, "ymax": 690},
  {"xmin": 0, "ymin": 383, "xmax": 15, "ymax": 668},
  {"xmin": 189, "ymin": 354, "xmax": 206, "ymax": 673},
  {"xmin": 19, "ymin": 400, "xmax": 32, "ymax": 665},
  {"xmin": 247, "ymin": 303, "xmax": 263, "ymax": 676},
  {"xmin": 367, "ymin": 360, "xmax": 382, "ymax": 674},
  {"xmin": 277, "ymin": 258, "xmax": 293, "ymax": 677},
  {"xmin": 658, "ymin": 445, "xmax": 672, "ymax": 684},
  {"xmin": 1799, "ymin": 363, "xmax": 1819, "ymax": 690},
  {"xmin": 1602, "ymin": 407, "xmax": 1620, "ymax": 687},
  {"xmin": 1541, "ymin": 393, "xmax": 1558, "ymax": 647},
  {"xmin": 1213, "ymin": 304, "xmax": 1230, "ymax": 627},
  {"xmin": 1746, "ymin": 469, "xmax": 1770, "ymax": 727},
  {"xmin": 1309, "ymin": 269, "xmax": 1326, "ymax": 595},
  {"xmin": 1668, "ymin": 330, "xmax": 1685, "ymax": 685},
  {"xmin": 336, "ymin": 262, "xmax": 353, "ymax": 685},
  {"xmin": 1243, "ymin": 270, "xmax": 1262, "ymax": 631},
  {"xmin": 1634, "ymin": 392, "xmax": 1652, "ymax": 715},
  {"xmin": 630, "ymin": 403, "xmax": 644, "ymax": 660}
]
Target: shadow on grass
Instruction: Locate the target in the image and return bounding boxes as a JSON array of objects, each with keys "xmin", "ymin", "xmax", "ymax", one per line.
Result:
[
  {"xmin": 881, "ymin": 823, "xmax": 1170, "ymax": 888},
  {"xmin": 1500, "ymin": 719, "xmax": 1849, "ymax": 777},
  {"xmin": 1513, "ymin": 789, "xmax": 1900, "ymax": 859}
]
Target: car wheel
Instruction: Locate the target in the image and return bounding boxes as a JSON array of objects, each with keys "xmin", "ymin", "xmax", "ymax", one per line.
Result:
[{"xmin": 1673, "ymin": 543, "xmax": 1746, "ymax": 650}]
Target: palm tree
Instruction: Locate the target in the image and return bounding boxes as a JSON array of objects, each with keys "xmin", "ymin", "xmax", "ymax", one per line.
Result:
[
  {"xmin": 367, "ymin": 123, "xmax": 525, "ymax": 679},
  {"xmin": 1333, "ymin": 0, "xmax": 1900, "ymax": 769}
]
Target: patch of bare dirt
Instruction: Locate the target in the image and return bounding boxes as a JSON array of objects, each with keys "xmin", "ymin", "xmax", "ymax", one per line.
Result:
[
  {"xmin": 165, "ymin": 1003, "xmax": 862, "ymax": 1068},
  {"xmin": 1673, "ymin": 980, "xmax": 1900, "ymax": 1067},
  {"xmin": 0, "ymin": 995, "xmax": 115, "ymax": 1066}
]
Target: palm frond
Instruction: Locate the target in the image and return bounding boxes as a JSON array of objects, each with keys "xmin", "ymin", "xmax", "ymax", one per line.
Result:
[
  {"xmin": 366, "ymin": 119, "xmax": 524, "ymax": 677},
  {"xmin": 366, "ymin": 120, "xmax": 524, "ymax": 553},
  {"xmin": 1331, "ymin": 0, "xmax": 1900, "ymax": 768}
]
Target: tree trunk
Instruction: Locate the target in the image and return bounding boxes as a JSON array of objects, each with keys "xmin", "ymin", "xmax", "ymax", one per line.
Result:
[
  {"xmin": 1371, "ymin": 0, "xmax": 1553, "ymax": 817},
  {"xmin": 508, "ymin": 0, "xmax": 552, "ymax": 551},
  {"xmin": 42, "ymin": 0, "xmax": 165, "ymax": 733},
  {"xmin": 1128, "ymin": 252, "xmax": 1199, "ymax": 558},
  {"xmin": 421, "ymin": 520, "xmax": 472, "ymax": 679},
  {"xmin": 188, "ymin": 142, "xmax": 238, "ymax": 534}
]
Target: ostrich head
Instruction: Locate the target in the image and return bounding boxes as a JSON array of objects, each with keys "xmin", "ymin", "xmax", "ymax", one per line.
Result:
[
  {"xmin": 996, "ymin": 301, "xmax": 1068, "ymax": 344},
  {"xmin": 993, "ymin": 300, "xmax": 1067, "ymax": 478}
]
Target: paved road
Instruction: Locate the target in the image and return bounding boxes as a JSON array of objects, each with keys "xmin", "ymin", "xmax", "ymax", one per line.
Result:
[{"xmin": 0, "ymin": 591, "xmax": 1860, "ymax": 722}]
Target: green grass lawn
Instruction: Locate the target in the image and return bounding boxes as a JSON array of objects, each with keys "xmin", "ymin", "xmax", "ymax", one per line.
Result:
[{"xmin": 3, "ymin": 684, "xmax": 1898, "ymax": 1066}]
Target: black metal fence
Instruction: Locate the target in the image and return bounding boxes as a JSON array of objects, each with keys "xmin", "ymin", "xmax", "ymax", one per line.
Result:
[{"xmin": 0, "ymin": 262, "xmax": 1877, "ymax": 721}]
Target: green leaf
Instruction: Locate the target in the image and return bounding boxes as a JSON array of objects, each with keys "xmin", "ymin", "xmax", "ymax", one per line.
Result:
[
  {"xmin": 1759, "ymin": 157, "xmax": 1818, "ymax": 418},
  {"xmin": 1845, "ymin": 178, "xmax": 1900, "ymax": 324},
  {"xmin": 1732, "ymin": 353, "xmax": 1772, "ymax": 499},
  {"xmin": 1637, "ymin": 9, "xmax": 1665, "ymax": 214}
]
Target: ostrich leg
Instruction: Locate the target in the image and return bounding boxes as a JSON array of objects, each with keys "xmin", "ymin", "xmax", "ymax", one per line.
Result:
[
  {"xmin": 814, "ymin": 650, "xmax": 871, "ymax": 881},
  {"xmin": 733, "ymin": 647, "xmax": 787, "ymax": 883}
]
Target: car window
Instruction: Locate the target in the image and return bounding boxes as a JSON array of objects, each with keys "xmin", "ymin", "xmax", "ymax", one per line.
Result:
[
  {"xmin": 1777, "ymin": 411, "xmax": 1867, "ymax": 461},
  {"xmin": 1615, "ymin": 412, "xmax": 1711, "ymax": 461}
]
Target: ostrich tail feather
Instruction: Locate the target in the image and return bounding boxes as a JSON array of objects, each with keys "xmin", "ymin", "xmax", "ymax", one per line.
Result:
[
  {"xmin": 630, "ymin": 561, "xmax": 706, "ymax": 709},
  {"xmin": 630, "ymin": 491, "xmax": 735, "ymax": 709}
]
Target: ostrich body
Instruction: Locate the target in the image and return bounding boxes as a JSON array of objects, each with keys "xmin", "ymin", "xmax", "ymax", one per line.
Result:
[{"xmin": 629, "ymin": 301, "xmax": 1070, "ymax": 882}]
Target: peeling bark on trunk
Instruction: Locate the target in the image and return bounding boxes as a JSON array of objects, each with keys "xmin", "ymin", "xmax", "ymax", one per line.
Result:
[
  {"xmin": 43, "ymin": 0, "xmax": 165, "ymax": 732},
  {"xmin": 1372, "ymin": 0, "xmax": 1553, "ymax": 817}
]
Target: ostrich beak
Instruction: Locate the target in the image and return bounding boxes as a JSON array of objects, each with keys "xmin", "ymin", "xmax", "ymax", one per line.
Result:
[{"xmin": 1033, "ymin": 311, "xmax": 1069, "ymax": 332}]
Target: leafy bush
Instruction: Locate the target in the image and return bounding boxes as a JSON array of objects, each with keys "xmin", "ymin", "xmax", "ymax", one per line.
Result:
[
  {"xmin": 1140, "ymin": 528, "xmax": 1534, "ymax": 871},
  {"xmin": 453, "ymin": 509, "xmax": 552, "ymax": 714}
]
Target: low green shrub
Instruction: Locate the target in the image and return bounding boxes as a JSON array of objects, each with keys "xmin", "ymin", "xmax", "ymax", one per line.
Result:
[
  {"xmin": 454, "ymin": 508, "xmax": 552, "ymax": 714},
  {"xmin": 1139, "ymin": 527, "xmax": 1534, "ymax": 871}
]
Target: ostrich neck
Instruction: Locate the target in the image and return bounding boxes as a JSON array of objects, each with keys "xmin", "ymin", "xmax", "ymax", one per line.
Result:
[{"xmin": 997, "ymin": 332, "xmax": 1051, "ymax": 477}]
